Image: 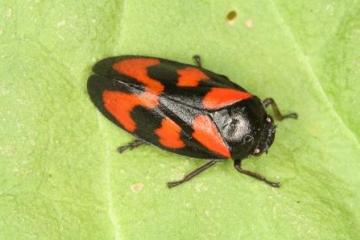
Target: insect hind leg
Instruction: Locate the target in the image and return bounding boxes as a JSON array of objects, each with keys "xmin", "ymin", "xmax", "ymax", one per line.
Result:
[
  {"xmin": 117, "ymin": 139, "xmax": 147, "ymax": 153},
  {"xmin": 263, "ymin": 98, "xmax": 298, "ymax": 121}
]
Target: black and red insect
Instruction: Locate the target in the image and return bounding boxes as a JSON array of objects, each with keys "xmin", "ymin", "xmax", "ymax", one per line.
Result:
[{"xmin": 87, "ymin": 55, "xmax": 297, "ymax": 188}]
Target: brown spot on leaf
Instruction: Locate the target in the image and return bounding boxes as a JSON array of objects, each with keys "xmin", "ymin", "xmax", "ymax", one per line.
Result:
[{"xmin": 130, "ymin": 183, "xmax": 144, "ymax": 193}]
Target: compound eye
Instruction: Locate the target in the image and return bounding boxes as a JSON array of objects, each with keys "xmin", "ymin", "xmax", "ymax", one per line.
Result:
[{"xmin": 253, "ymin": 148, "xmax": 261, "ymax": 155}]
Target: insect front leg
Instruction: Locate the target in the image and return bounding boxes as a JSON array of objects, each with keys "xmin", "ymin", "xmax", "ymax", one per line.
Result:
[
  {"xmin": 262, "ymin": 98, "xmax": 298, "ymax": 121},
  {"xmin": 233, "ymin": 159, "xmax": 280, "ymax": 188},
  {"xmin": 167, "ymin": 160, "xmax": 218, "ymax": 188},
  {"xmin": 117, "ymin": 139, "xmax": 147, "ymax": 153}
]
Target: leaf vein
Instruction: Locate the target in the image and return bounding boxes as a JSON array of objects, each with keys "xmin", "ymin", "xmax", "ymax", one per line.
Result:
[
  {"xmin": 270, "ymin": 0, "xmax": 360, "ymax": 146},
  {"xmin": 97, "ymin": 113, "xmax": 121, "ymax": 240}
]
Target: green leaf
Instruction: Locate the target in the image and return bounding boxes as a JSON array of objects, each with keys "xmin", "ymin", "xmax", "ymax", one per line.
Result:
[{"xmin": 1, "ymin": 1, "xmax": 359, "ymax": 239}]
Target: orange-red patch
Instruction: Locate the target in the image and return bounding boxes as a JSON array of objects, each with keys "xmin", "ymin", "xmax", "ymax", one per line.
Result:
[
  {"xmin": 103, "ymin": 90, "xmax": 159, "ymax": 132},
  {"xmin": 202, "ymin": 88, "xmax": 251, "ymax": 109},
  {"xmin": 112, "ymin": 58, "xmax": 164, "ymax": 94},
  {"xmin": 155, "ymin": 117, "xmax": 185, "ymax": 149},
  {"xmin": 177, "ymin": 67, "xmax": 209, "ymax": 87},
  {"xmin": 192, "ymin": 115, "xmax": 230, "ymax": 158}
]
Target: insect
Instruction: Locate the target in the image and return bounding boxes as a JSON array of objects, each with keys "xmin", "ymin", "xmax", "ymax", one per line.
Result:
[{"xmin": 88, "ymin": 55, "xmax": 297, "ymax": 188}]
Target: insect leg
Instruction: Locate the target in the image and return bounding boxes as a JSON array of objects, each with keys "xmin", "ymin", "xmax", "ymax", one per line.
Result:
[
  {"xmin": 192, "ymin": 55, "xmax": 202, "ymax": 68},
  {"xmin": 117, "ymin": 139, "xmax": 147, "ymax": 153},
  {"xmin": 234, "ymin": 159, "xmax": 280, "ymax": 188},
  {"xmin": 167, "ymin": 160, "xmax": 217, "ymax": 188},
  {"xmin": 262, "ymin": 98, "xmax": 298, "ymax": 121}
]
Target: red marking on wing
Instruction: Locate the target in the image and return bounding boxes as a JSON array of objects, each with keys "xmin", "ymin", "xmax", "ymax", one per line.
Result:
[
  {"xmin": 103, "ymin": 91, "xmax": 159, "ymax": 132},
  {"xmin": 203, "ymin": 88, "xmax": 252, "ymax": 109},
  {"xmin": 192, "ymin": 115, "xmax": 230, "ymax": 158},
  {"xmin": 155, "ymin": 117, "xmax": 185, "ymax": 149},
  {"xmin": 112, "ymin": 58, "xmax": 164, "ymax": 94},
  {"xmin": 177, "ymin": 67, "xmax": 209, "ymax": 87}
]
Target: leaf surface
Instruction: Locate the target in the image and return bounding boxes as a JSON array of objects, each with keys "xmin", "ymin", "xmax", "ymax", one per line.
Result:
[{"xmin": 0, "ymin": 1, "xmax": 359, "ymax": 239}]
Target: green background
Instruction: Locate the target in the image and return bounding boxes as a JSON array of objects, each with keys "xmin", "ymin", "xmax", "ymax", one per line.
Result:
[{"xmin": 1, "ymin": 0, "xmax": 359, "ymax": 239}]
